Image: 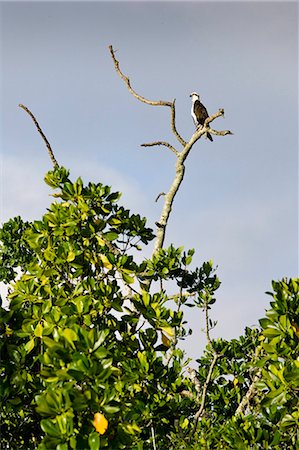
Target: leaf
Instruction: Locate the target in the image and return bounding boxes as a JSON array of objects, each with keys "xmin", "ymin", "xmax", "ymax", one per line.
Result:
[
  {"xmin": 70, "ymin": 436, "xmax": 77, "ymax": 449},
  {"xmin": 96, "ymin": 235, "xmax": 106, "ymax": 246},
  {"xmin": 40, "ymin": 418, "xmax": 59, "ymax": 436},
  {"xmin": 63, "ymin": 328, "xmax": 78, "ymax": 348},
  {"xmin": 24, "ymin": 338, "xmax": 35, "ymax": 354},
  {"xmin": 263, "ymin": 327, "xmax": 281, "ymax": 338},
  {"xmin": 88, "ymin": 432, "xmax": 100, "ymax": 450},
  {"xmin": 42, "ymin": 336, "xmax": 62, "ymax": 350},
  {"xmin": 291, "ymin": 321, "xmax": 299, "ymax": 338},
  {"xmin": 142, "ymin": 291, "xmax": 150, "ymax": 307},
  {"xmin": 57, "ymin": 444, "xmax": 68, "ymax": 450},
  {"xmin": 34, "ymin": 322, "xmax": 43, "ymax": 338},
  {"xmin": 137, "ymin": 351, "xmax": 149, "ymax": 372},
  {"xmin": 56, "ymin": 413, "xmax": 70, "ymax": 434},
  {"xmin": 99, "ymin": 255, "xmax": 113, "ymax": 270},
  {"xmin": 67, "ymin": 250, "xmax": 76, "ymax": 262},
  {"xmin": 233, "ymin": 377, "xmax": 239, "ymax": 386},
  {"xmin": 92, "ymin": 413, "xmax": 108, "ymax": 435},
  {"xmin": 160, "ymin": 326, "xmax": 175, "ymax": 338},
  {"xmin": 259, "ymin": 318, "xmax": 272, "ymax": 329},
  {"xmin": 162, "ymin": 332, "xmax": 171, "ymax": 348},
  {"xmin": 122, "ymin": 422, "xmax": 142, "ymax": 435},
  {"xmin": 103, "ymin": 231, "xmax": 119, "ymax": 242},
  {"xmin": 44, "ymin": 247, "xmax": 55, "ymax": 261},
  {"xmin": 92, "ymin": 329, "xmax": 110, "ymax": 352},
  {"xmin": 122, "ymin": 271, "xmax": 134, "ymax": 284},
  {"xmin": 270, "ymin": 430, "xmax": 281, "ymax": 446},
  {"xmin": 102, "ymin": 405, "xmax": 120, "ymax": 414}
]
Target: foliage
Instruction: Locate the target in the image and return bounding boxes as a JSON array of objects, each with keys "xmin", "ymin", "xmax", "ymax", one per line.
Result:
[{"xmin": 1, "ymin": 167, "xmax": 298, "ymax": 449}]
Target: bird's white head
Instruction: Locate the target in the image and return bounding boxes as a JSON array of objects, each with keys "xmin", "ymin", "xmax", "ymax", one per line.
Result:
[{"xmin": 190, "ymin": 92, "xmax": 200, "ymax": 101}]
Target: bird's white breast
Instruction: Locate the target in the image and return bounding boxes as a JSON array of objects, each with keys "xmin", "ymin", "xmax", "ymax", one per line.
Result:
[{"xmin": 191, "ymin": 104, "xmax": 198, "ymax": 125}]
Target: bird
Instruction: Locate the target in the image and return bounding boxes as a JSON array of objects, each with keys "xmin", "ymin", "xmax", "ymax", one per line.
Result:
[{"xmin": 190, "ymin": 92, "xmax": 213, "ymax": 141}]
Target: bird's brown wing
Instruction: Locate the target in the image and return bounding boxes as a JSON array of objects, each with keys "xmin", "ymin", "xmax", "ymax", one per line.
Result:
[{"xmin": 194, "ymin": 100, "xmax": 209, "ymax": 125}]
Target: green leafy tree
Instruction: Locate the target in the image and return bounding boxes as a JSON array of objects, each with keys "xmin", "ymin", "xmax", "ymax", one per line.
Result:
[{"xmin": 1, "ymin": 47, "xmax": 298, "ymax": 449}]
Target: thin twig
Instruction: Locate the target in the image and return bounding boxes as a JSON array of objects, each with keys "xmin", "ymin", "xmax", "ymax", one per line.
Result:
[
  {"xmin": 155, "ymin": 192, "xmax": 166, "ymax": 202},
  {"xmin": 171, "ymin": 100, "xmax": 188, "ymax": 147},
  {"xmin": 204, "ymin": 108, "xmax": 225, "ymax": 125},
  {"xmin": 204, "ymin": 109, "xmax": 233, "ymax": 137},
  {"xmin": 141, "ymin": 141, "xmax": 179, "ymax": 156},
  {"xmin": 18, "ymin": 104, "xmax": 59, "ymax": 168},
  {"xmin": 204, "ymin": 302, "xmax": 213, "ymax": 347},
  {"xmin": 109, "ymin": 45, "xmax": 171, "ymax": 107},
  {"xmin": 192, "ymin": 352, "xmax": 219, "ymax": 434},
  {"xmin": 167, "ymin": 292, "xmax": 197, "ymax": 301},
  {"xmin": 151, "ymin": 424, "xmax": 157, "ymax": 450}
]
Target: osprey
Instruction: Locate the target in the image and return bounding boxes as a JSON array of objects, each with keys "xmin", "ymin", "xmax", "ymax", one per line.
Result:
[{"xmin": 190, "ymin": 92, "xmax": 213, "ymax": 141}]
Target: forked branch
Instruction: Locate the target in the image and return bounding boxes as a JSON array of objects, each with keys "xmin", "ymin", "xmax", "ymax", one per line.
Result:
[
  {"xmin": 141, "ymin": 141, "xmax": 179, "ymax": 156},
  {"xmin": 19, "ymin": 104, "xmax": 59, "ymax": 168}
]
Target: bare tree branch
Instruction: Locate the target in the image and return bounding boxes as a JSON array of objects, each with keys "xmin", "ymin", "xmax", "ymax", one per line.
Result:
[
  {"xmin": 108, "ymin": 45, "xmax": 233, "ymax": 257},
  {"xmin": 204, "ymin": 109, "xmax": 233, "ymax": 137},
  {"xmin": 19, "ymin": 104, "xmax": 59, "ymax": 168},
  {"xmin": 210, "ymin": 128, "xmax": 233, "ymax": 137},
  {"xmin": 141, "ymin": 141, "xmax": 179, "ymax": 156},
  {"xmin": 171, "ymin": 100, "xmax": 188, "ymax": 147},
  {"xmin": 109, "ymin": 45, "xmax": 172, "ymax": 107},
  {"xmin": 152, "ymin": 125, "xmax": 209, "ymax": 254},
  {"xmin": 192, "ymin": 352, "xmax": 219, "ymax": 434},
  {"xmin": 109, "ymin": 45, "xmax": 186, "ymax": 147},
  {"xmin": 204, "ymin": 108, "xmax": 225, "ymax": 125}
]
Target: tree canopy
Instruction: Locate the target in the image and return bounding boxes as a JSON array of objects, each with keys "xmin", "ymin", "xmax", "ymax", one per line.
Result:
[
  {"xmin": 0, "ymin": 46, "xmax": 298, "ymax": 449},
  {"xmin": 1, "ymin": 167, "xmax": 298, "ymax": 449}
]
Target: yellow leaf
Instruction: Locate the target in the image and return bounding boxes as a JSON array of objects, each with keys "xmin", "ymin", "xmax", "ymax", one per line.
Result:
[
  {"xmin": 96, "ymin": 235, "xmax": 105, "ymax": 246},
  {"xmin": 99, "ymin": 255, "xmax": 113, "ymax": 270},
  {"xmin": 92, "ymin": 412, "xmax": 108, "ymax": 435},
  {"xmin": 34, "ymin": 322, "xmax": 43, "ymax": 338},
  {"xmin": 63, "ymin": 328, "xmax": 78, "ymax": 349},
  {"xmin": 291, "ymin": 321, "xmax": 299, "ymax": 338},
  {"xmin": 162, "ymin": 332, "xmax": 171, "ymax": 348},
  {"xmin": 160, "ymin": 326, "xmax": 175, "ymax": 338},
  {"xmin": 67, "ymin": 250, "xmax": 76, "ymax": 262},
  {"xmin": 233, "ymin": 377, "xmax": 239, "ymax": 386},
  {"xmin": 5, "ymin": 326, "xmax": 13, "ymax": 336},
  {"xmin": 25, "ymin": 338, "xmax": 35, "ymax": 354}
]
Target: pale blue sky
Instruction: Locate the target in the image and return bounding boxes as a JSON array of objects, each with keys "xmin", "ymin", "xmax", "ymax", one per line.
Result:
[{"xmin": 1, "ymin": 1, "xmax": 298, "ymax": 359}]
